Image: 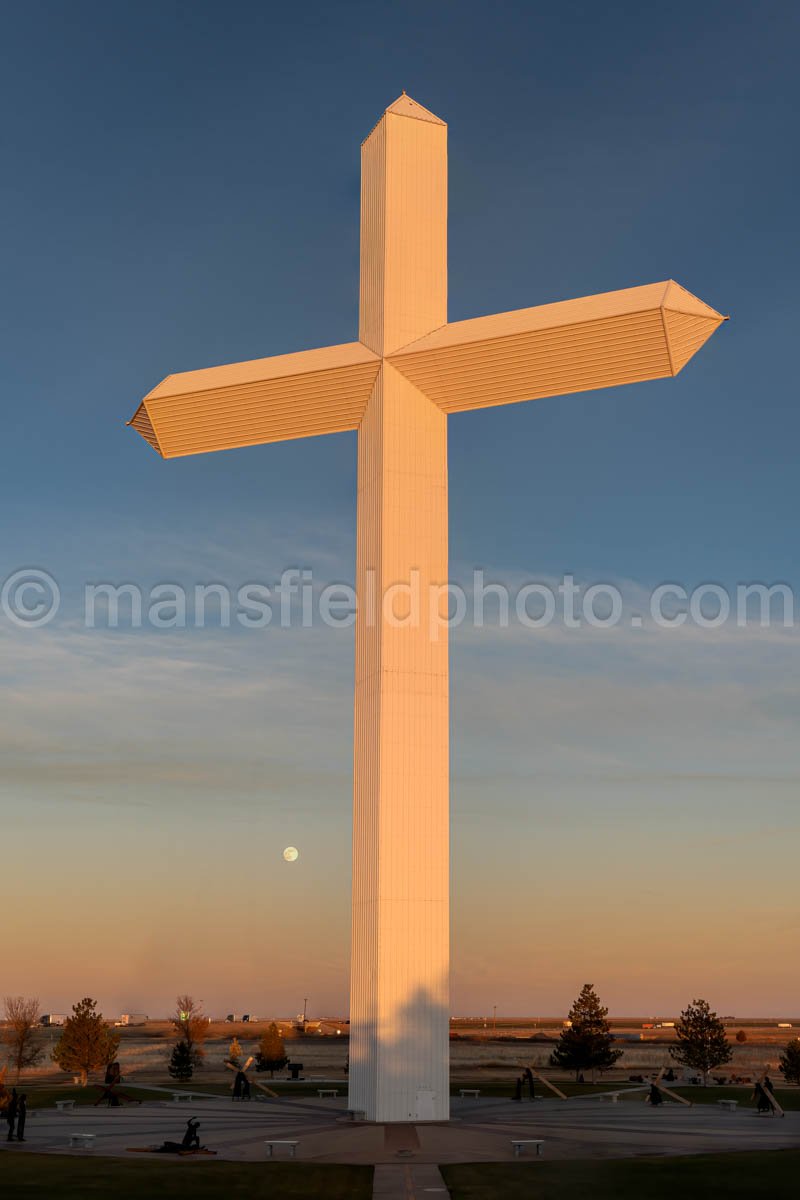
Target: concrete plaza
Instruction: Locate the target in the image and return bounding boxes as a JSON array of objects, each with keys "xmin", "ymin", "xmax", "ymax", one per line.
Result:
[{"xmin": 4, "ymin": 1091, "xmax": 796, "ymax": 1166}]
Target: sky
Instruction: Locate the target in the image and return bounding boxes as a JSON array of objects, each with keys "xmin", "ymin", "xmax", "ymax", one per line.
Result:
[{"xmin": 0, "ymin": 0, "xmax": 798, "ymax": 1020}]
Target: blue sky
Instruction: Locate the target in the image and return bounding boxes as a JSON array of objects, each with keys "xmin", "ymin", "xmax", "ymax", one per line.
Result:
[{"xmin": 1, "ymin": 1, "xmax": 798, "ymax": 1017}]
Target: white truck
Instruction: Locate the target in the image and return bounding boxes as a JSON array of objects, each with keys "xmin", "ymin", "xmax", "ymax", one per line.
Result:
[{"xmin": 118, "ymin": 1013, "xmax": 148, "ymax": 1027}]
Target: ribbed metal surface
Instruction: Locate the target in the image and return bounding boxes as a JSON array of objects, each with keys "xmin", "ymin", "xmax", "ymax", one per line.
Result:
[
  {"xmin": 138, "ymin": 343, "xmax": 380, "ymax": 458},
  {"xmin": 350, "ymin": 362, "xmax": 450, "ymax": 1123},
  {"xmin": 359, "ymin": 108, "xmax": 447, "ymax": 356},
  {"xmin": 384, "ymin": 92, "xmax": 447, "ymax": 126},
  {"xmin": 663, "ymin": 310, "xmax": 721, "ymax": 373},
  {"xmin": 389, "ymin": 282, "xmax": 724, "ymax": 411},
  {"xmin": 391, "ymin": 309, "xmax": 670, "ymax": 411},
  {"xmin": 662, "ymin": 279, "xmax": 725, "ymax": 319},
  {"xmin": 128, "ymin": 402, "xmax": 161, "ymax": 453},
  {"xmin": 359, "ymin": 118, "xmax": 386, "ymax": 355}
]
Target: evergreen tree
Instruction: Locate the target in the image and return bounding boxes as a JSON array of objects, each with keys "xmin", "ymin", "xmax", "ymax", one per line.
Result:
[
  {"xmin": 168, "ymin": 1040, "xmax": 195, "ymax": 1081},
  {"xmin": 549, "ymin": 984, "xmax": 622, "ymax": 1082},
  {"xmin": 669, "ymin": 999, "xmax": 732, "ymax": 1084},
  {"xmin": 51, "ymin": 998, "xmax": 120, "ymax": 1087},
  {"xmin": 735, "ymin": 1029, "xmax": 748, "ymax": 1043},
  {"xmin": 228, "ymin": 1037, "xmax": 243, "ymax": 1067},
  {"xmin": 779, "ymin": 1038, "xmax": 800, "ymax": 1086},
  {"xmin": 255, "ymin": 1022, "xmax": 288, "ymax": 1077}
]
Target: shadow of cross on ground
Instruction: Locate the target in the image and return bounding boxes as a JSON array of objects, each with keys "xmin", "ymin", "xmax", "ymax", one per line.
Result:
[
  {"xmin": 374, "ymin": 1126, "xmax": 449, "ymax": 1199},
  {"xmin": 373, "ymin": 1161, "xmax": 449, "ymax": 1198},
  {"xmin": 383, "ymin": 1123, "xmax": 420, "ymax": 1155}
]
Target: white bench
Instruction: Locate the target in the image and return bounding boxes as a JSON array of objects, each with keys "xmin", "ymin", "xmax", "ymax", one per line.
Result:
[
  {"xmin": 172, "ymin": 1092, "xmax": 195, "ymax": 1103},
  {"xmin": 69, "ymin": 1133, "xmax": 95, "ymax": 1150},
  {"xmin": 511, "ymin": 1139, "xmax": 544, "ymax": 1157},
  {"xmin": 265, "ymin": 1139, "xmax": 299, "ymax": 1158},
  {"xmin": 717, "ymin": 1099, "xmax": 738, "ymax": 1111},
  {"xmin": 56, "ymin": 1100, "xmax": 76, "ymax": 1112},
  {"xmin": 317, "ymin": 1088, "xmax": 339, "ymax": 1098},
  {"xmin": 459, "ymin": 1088, "xmax": 481, "ymax": 1099},
  {"xmin": 600, "ymin": 1093, "xmax": 621, "ymax": 1104}
]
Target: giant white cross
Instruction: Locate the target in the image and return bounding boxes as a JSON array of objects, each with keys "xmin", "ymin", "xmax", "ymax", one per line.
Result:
[{"xmin": 130, "ymin": 93, "xmax": 725, "ymax": 1122}]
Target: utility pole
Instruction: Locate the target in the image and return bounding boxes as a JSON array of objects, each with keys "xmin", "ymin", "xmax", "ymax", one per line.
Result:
[
  {"xmin": 493, "ymin": 1005, "xmax": 497, "ymax": 1034},
  {"xmin": 303, "ymin": 997, "xmax": 308, "ymax": 1031}
]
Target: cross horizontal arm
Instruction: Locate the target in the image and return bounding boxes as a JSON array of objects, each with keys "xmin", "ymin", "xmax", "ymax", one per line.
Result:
[
  {"xmin": 128, "ymin": 341, "xmax": 381, "ymax": 458},
  {"xmin": 389, "ymin": 280, "xmax": 726, "ymax": 414}
]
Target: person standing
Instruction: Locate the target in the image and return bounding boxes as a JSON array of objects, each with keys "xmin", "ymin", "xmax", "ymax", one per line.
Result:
[
  {"xmin": 16, "ymin": 1095, "xmax": 27, "ymax": 1142},
  {"xmin": 5, "ymin": 1088, "xmax": 18, "ymax": 1141}
]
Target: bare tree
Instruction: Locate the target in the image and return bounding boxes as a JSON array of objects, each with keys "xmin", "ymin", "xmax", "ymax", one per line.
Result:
[
  {"xmin": 3, "ymin": 996, "xmax": 44, "ymax": 1080},
  {"xmin": 171, "ymin": 995, "xmax": 207, "ymax": 1063}
]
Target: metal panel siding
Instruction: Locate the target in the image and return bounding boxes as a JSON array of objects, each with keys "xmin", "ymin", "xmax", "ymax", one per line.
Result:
[
  {"xmin": 359, "ymin": 111, "xmax": 447, "ymax": 356},
  {"xmin": 392, "ymin": 282, "xmax": 671, "ymax": 354},
  {"xmin": 128, "ymin": 403, "xmax": 161, "ymax": 454},
  {"xmin": 390, "ymin": 280, "xmax": 722, "ymax": 357},
  {"xmin": 389, "ymin": 281, "xmax": 725, "ymax": 412},
  {"xmin": 662, "ymin": 279, "xmax": 725, "ymax": 320},
  {"xmin": 359, "ymin": 119, "xmax": 386, "ymax": 355},
  {"xmin": 662, "ymin": 310, "xmax": 722, "ymax": 374},
  {"xmin": 384, "ymin": 93, "xmax": 447, "ymax": 125},
  {"xmin": 145, "ymin": 341, "xmax": 377, "ymax": 396},
  {"xmin": 350, "ymin": 362, "xmax": 450, "ymax": 1122},
  {"xmin": 390, "ymin": 309, "xmax": 673, "ymax": 412},
  {"xmin": 134, "ymin": 346, "xmax": 380, "ymax": 458}
]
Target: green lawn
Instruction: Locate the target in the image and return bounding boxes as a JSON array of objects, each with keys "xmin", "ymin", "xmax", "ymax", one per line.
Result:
[
  {"xmin": 449, "ymin": 1079, "xmax": 800, "ymax": 1109},
  {"xmin": 442, "ymin": 1150, "xmax": 800, "ymax": 1200},
  {"xmin": 23, "ymin": 1086, "xmax": 171, "ymax": 1109},
  {"xmin": 665, "ymin": 1085, "xmax": 799, "ymax": 1111},
  {"xmin": 450, "ymin": 1080, "xmax": 642, "ymax": 1099},
  {"xmin": 0, "ymin": 1155, "xmax": 372, "ymax": 1199},
  {"xmin": 167, "ymin": 1080, "xmax": 347, "ymax": 1099}
]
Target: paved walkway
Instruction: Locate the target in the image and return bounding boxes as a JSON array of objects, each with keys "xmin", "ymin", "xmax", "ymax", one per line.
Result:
[
  {"xmin": 373, "ymin": 1163, "xmax": 449, "ymax": 1198},
  {"xmin": 1, "ymin": 1093, "xmax": 796, "ymax": 1170}
]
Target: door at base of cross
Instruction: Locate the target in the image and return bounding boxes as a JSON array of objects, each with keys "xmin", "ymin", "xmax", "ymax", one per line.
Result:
[{"xmin": 415, "ymin": 1089, "xmax": 436, "ymax": 1120}]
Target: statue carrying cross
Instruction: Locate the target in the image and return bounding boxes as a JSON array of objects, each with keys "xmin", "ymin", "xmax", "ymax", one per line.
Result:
[{"xmin": 129, "ymin": 93, "xmax": 725, "ymax": 1122}]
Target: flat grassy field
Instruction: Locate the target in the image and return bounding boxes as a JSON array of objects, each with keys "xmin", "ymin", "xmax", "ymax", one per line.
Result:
[
  {"xmin": 442, "ymin": 1149, "xmax": 800, "ymax": 1200},
  {"xmin": 23, "ymin": 1085, "xmax": 169, "ymax": 1109},
  {"xmin": 0, "ymin": 1155, "xmax": 372, "ymax": 1199},
  {"xmin": 166, "ymin": 1080, "xmax": 342, "ymax": 1099},
  {"xmin": 667, "ymin": 1085, "xmax": 799, "ymax": 1110},
  {"xmin": 448, "ymin": 1079, "xmax": 800, "ymax": 1108}
]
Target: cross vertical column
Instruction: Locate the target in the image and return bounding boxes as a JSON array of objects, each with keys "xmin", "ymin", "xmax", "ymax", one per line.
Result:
[{"xmin": 349, "ymin": 98, "xmax": 450, "ymax": 1122}]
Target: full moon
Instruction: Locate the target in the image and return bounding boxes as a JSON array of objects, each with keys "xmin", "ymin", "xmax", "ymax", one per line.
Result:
[{"xmin": 283, "ymin": 846, "xmax": 299, "ymax": 862}]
